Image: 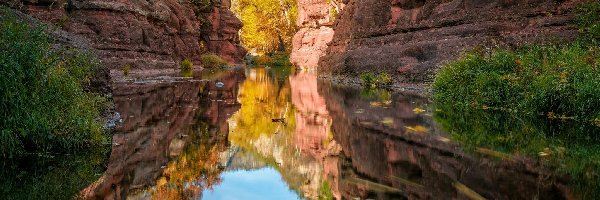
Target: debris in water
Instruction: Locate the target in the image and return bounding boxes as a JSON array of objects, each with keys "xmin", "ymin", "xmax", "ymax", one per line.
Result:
[
  {"xmin": 381, "ymin": 117, "xmax": 394, "ymax": 126},
  {"xmin": 413, "ymin": 107, "xmax": 426, "ymax": 114},
  {"xmin": 404, "ymin": 125, "xmax": 429, "ymax": 133},
  {"xmin": 215, "ymin": 82, "xmax": 225, "ymax": 88},
  {"xmin": 453, "ymin": 181, "xmax": 487, "ymax": 200}
]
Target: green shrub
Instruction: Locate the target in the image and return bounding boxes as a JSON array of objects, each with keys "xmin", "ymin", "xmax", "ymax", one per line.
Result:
[
  {"xmin": 122, "ymin": 64, "xmax": 131, "ymax": 77},
  {"xmin": 200, "ymin": 53, "xmax": 228, "ymax": 68},
  {"xmin": 360, "ymin": 72, "xmax": 393, "ymax": 88},
  {"xmin": 180, "ymin": 58, "xmax": 194, "ymax": 72},
  {"xmin": 0, "ymin": 9, "xmax": 107, "ymax": 157},
  {"xmin": 433, "ymin": 42, "xmax": 600, "ymax": 122}
]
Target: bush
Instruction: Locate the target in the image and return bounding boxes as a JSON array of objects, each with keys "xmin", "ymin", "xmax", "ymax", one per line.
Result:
[
  {"xmin": 200, "ymin": 53, "xmax": 228, "ymax": 68},
  {"xmin": 180, "ymin": 58, "xmax": 194, "ymax": 72},
  {"xmin": 360, "ymin": 72, "xmax": 393, "ymax": 88},
  {"xmin": 0, "ymin": 9, "xmax": 107, "ymax": 157},
  {"xmin": 433, "ymin": 42, "xmax": 600, "ymax": 122},
  {"xmin": 122, "ymin": 64, "xmax": 131, "ymax": 77}
]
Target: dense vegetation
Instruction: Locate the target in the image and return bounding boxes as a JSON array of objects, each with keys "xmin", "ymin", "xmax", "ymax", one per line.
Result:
[
  {"xmin": 434, "ymin": 2, "xmax": 600, "ymax": 124},
  {"xmin": 433, "ymin": 2, "xmax": 600, "ymax": 198},
  {"xmin": 233, "ymin": 0, "xmax": 298, "ymax": 53},
  {"xmin": 0, "ymin": 9, "xmax": 107, "ymax": 157}
]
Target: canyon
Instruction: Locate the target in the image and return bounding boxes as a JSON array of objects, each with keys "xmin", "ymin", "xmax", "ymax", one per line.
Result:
[{"xmin": 2, "ymin": 0, "xmax": 586, "ymax": 85}]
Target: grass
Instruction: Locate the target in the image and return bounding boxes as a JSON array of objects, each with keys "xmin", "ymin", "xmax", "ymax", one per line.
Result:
[
  {"xmin": 360, "ymin": 72, "xmax": 392, "ymax": 89},
  {"xmin": 200, "ymin": 53, "xmax": 228, "ymax": 68},
  {"xmin": 433, "ymin": 42, "xmax": 600, "ymax": 122},
  {"xmin": 432, "ymin": 2, "xmax": 600, "ymax": 199},
  {"xmin": 180, "ymin": 58, "xmax": 194, "ymax": 71},
  {"xmin": 0, "ymin": 8, "xmax": 108, "ymax": 157},
  {"xmin": 433, "ymin": 2, "xmax": 600, "ymax": 123}
]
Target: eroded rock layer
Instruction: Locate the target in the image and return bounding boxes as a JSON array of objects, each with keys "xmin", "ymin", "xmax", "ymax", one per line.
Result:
[
  {"xmin": 317, "ymin": 0, "xmax": 582, "ymax": 83},
  {"xmin": 3, "ymin": 0, "xmax": 246, "ymax": 70},
  {"xmin": 290, "ymin": 0, "xmax": 342, "ymax": 70},
  {"xmin": 200, "ymin": 0, "xmax": 247, "ymax": 64}
]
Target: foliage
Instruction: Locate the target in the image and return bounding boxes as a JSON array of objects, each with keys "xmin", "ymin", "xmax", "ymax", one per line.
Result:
[
  {"xmin": 433, "ymin": 42, "xmax": 600, "ymax": 122},
  {"xmin": 250, "ymin": 52, "xmax": 292, "ymax": 67},
  {"xmin": 575, "ymin": 2, "xmax": 600, "ymax": 43},
  {"xmin": 180, "ymin": 58, "xmax": 194, "ymax": 72},
  {"xmin": 233, "ymin": 0, "xmax": 298, "ymax": 53},
  {"xmin": 434, "ymin": 106, "xmax": 600, "ymax": 199},
  {"xmin": 122, "ymin": 64, "xmax": 131, "ymax": 77},
  {"xmin": 200, "ymin": 53, "xmax": 228, "ymax": 69},
  {"xmin": 360, "ymin": 72, "xmax": 393, "ymax": 88},
  {"xmin": 0, "ymin": 9, "xmax": 108, "ymax": 157}
]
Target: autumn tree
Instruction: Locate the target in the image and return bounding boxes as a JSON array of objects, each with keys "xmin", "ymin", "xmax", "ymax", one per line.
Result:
[{"xmin": 233, "ymin": 0, "xmax": 298, "ymax": 54}]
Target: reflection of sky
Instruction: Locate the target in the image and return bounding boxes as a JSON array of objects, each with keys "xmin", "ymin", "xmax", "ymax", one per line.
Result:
[{"xmin": 201, "ymin": 167, "xmax": 303, "ymax": 200}]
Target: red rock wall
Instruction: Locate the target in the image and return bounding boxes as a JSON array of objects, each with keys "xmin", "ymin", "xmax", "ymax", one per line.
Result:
[
  {"xmin": 290, "ymin": 0, "xmax": 342, "ymax": 70},
  {"xmin": 201, "ymin": 0, "xmax": 247, "ymax": 64},
  {"xmin": 3, "ymin": 0, "xmax": 245, "ymax": 70},
  {"xmin": 314, "ymin": 0, "xmax": 582, "ymax": 83}
]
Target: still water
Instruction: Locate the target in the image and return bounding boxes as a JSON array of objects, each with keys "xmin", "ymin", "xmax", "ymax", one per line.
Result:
[{"xmin": 2, "ymin": 67, "xmax": 599, "ymax": 199}]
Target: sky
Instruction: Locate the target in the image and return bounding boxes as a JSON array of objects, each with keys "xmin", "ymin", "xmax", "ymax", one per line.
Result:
[{"xmin": 201, "ymin": 167, "xmax": 303, "ymax": 200}]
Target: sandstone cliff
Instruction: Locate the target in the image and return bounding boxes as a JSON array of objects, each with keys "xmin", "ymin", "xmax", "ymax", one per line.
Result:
[
  {"xmin": 290, "ymin": 0, "xmax": 342, "ymax": 70},
  {"xmin": 296, "ymin": 0, "xmax": 583, "ymax": 83},
  {"xmin": 200, "ymin": 0, "xmax": 247, "ymax": 63},
  {"xmin": 2, "ymin": 0, "xmax": 245, "ymax": 71}
]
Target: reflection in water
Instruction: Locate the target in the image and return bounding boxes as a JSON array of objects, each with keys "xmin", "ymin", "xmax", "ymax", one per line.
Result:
[
  {"xmin": 7, "ymin": 66, "xmax": 595, "ymax": 199},
  {"xmin": 435, "ymin": 105, "xmax": 600, "ymax": 199},
  {"xmin": 80, "ymin": 69, "xmax": 244, "ymax": 199}
]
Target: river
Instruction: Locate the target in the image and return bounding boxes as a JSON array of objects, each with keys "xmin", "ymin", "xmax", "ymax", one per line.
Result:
[{"xmin": 2, "ymin": 67, "xmax": 598, "ymax": 199}]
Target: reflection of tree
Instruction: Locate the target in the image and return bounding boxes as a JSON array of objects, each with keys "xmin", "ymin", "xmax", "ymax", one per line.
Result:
[
  {"xmin": 228, "ymin": 69, "xmax": 340, "ymax": 199},
  {"xmin": 134, "ymin": 117, "xmax": 226, "ymax": 199},
  {"xmin": 0, "ymin": 147, "xmax": 107, "ymax": 199},
  {"xmin": 231, "ymin": 68, "xmax": 296, "ymax": 143},
  {"xmin": 434, "ymin": 104, "xmax": 600, "ymax": 199}
]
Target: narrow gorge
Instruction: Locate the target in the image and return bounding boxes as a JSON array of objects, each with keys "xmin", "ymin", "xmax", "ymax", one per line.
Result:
[{"xmin": 1, "ymin": 0, "xmax": 599, "ymax": 199}]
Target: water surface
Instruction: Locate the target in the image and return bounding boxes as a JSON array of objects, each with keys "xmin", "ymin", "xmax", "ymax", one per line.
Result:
[{"xmin": 2, "ymin": 67, "xmax": 598, "ymax": 199}]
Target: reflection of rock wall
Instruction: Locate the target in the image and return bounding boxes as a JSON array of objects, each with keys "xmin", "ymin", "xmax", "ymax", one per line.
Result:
[
  {"xmin": 82, "ymin": 80, "xmax": 203, "ymax": 199},
  {"xmin": 81, "ymin": 70, "xmax": 243, "ymax": 199},
  {"xmin": 290, "ymin": 72, "xmax": 341, "ymax": 199},
  {"xmin": 318, "ymin": 84, "xmax": 572, "ymax": 199}
]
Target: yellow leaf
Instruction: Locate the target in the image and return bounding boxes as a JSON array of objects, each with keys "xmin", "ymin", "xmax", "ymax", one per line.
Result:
[
  {"xmin": 404, "ymin": 125, "xmax": 428, "ymax": 133},
  {"xmin": 412, "ymin": 107, "xmax": 425, "ymax": 114}
]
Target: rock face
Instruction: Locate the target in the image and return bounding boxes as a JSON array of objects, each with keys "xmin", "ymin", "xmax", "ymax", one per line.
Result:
[
  {"xmin": 314, "ymin": 0, "xmax": 582, "ymax": 83},
  {"xmin": 3, "ymin": 0, "xmax": 245, "ymax": 71},
  {"xmin": 289, "ymin": 0, "xmax": 341, "ymax": 70},
  {"xmin": 201, "ymin": 0, "xmax": 247, "ymax": 64}
]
